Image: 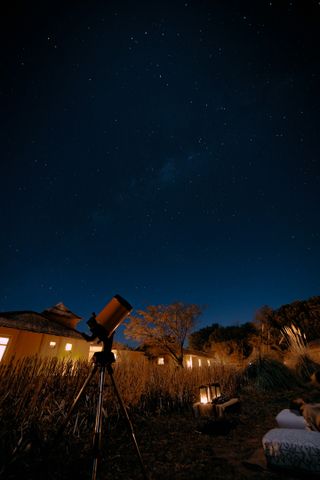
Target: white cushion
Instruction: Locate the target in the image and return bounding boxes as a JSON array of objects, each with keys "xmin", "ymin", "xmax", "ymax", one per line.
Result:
[
  {"xmin": 263, "ymin": 428, "xmax": 320, "ymax": 473},
  {"xmin": 276, "ymin": 409, "xmax": 307, "ymax": 429}
]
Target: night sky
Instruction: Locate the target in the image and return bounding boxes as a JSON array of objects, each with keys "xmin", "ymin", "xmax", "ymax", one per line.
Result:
[{"xmin": 1, "ymin": 0, "xmax": 320, "ymax": 343}]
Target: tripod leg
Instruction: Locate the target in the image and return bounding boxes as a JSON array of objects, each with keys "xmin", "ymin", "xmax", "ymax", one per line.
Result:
[
  {"xmin": 107, "ymin": 368, "xmax": 150, "ymax": 480},
  {"xmin": 53, "ymin": 362, "xmax": 98, "ymax": 444},
  {"xmin": 91, "ymin": 365, "xmax": 106, "ymax": 480}
]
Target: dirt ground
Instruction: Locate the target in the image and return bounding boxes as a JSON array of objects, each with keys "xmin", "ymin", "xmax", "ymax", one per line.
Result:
[
  {"xmin": 100, "ymin": 388, "xmax": 308, "ymax": 480},
  {"xmin": 4, "ymin": 386, "xmax": 320, "ymax": 480}
]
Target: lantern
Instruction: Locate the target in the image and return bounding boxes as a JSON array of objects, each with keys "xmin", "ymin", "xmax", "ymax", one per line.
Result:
[
  {"xmin": 199, "ymin": 385, "xmax": 210, "ymax": 404},
  {"xmin": 209, "ymin": 383, "xmax": 221, "ymax": 401}
]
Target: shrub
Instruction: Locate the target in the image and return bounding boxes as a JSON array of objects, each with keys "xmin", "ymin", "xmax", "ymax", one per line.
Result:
[
  {"xmin": 294, "ymin": 355, "xmax": 320, "ymax": 382},
  {"xmin": 243, "ymin": 356, "xmax": 300, "ymax": 391}
]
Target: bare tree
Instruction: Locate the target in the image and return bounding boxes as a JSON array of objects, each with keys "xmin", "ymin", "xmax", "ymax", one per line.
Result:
[{"xmin": 124, "ymin": 302, "xmax": 202, "ymax": 367}]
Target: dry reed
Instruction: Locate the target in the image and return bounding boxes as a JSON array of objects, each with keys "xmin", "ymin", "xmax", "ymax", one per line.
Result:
[
  {"xmin": 281, "ymin": 324, "xmax": 320, "ymax": 381},
  {"xmin": 0, "ymin": 355, "xmax": 242, "ymax": 474},
  {"xmin": 282, "ymin": 324, "xmax": 307, "ymax": 355}
]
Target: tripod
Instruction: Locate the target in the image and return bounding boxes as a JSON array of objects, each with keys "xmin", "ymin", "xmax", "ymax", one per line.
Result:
[{"xmin": 53, "ymin": 339, "xmax": 149, "ymax": 480}]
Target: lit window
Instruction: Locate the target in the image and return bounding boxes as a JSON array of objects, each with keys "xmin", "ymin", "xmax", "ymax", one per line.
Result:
[
  {"xmin": 198, "ymin": 358, "xmax": 202, "ymax": 367},
  {"xmin": 0, "ymin": 337, "xmax": 9, "ymax": 361},
  {"xmin": 49, "ymin": 341, "xmax": 56, "ymax": 348},
  {"xmin": 186, "ymin": 357, "xmax": 192, "ymax": 368},
  {"xmin": 157, "ymin": 357, "xmax": 164, "ymax": 365},
  {"xmin": 112, "ymin": 349, "xmax": 118, "ymax": 360},
  {"xmin": 88, "ymin": 345, "xmax": 102, "ymax": 361},
  {"xmin": 65, "ymin": 343, "xmax": 72, "ymax": 351},
  {"xmin": 207, "ymin": 359, "xmax": 211, "ymax": 366}
]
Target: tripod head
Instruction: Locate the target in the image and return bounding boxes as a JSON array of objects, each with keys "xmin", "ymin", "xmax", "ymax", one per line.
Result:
[{"xmin": 92, "ymin": 331, "xmax": 116, "ymax": 366}]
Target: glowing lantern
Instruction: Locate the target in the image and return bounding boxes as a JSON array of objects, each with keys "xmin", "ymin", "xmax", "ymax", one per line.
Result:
[
  {"xmin": 199, "ymin": 385, "xmax": 210, "ymax": 404},
  {"xmin": 209, "ymin": 383, "xmax": 221, "ymax": 401}
]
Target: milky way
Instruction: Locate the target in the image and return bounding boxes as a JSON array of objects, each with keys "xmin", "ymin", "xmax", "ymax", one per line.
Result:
[{"xmin": 1, "ymin": 0, "xmax": 319, "ymax": 342}]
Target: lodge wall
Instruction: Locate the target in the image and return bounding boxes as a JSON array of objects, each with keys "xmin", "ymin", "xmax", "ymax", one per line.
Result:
[{"xmin": 0, "ymin": 326, "xmax": 89, "ymax": 364}]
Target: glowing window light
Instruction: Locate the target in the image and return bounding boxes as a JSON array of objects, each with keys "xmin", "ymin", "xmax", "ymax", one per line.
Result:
[
  {"xmin": 112, "ymin": 349, "xmax": 118, "ymax": 360},
  {"xmin": 157, "ymin": 357, "xmax": 164, "ymax": 365},
  {"xmin": 49, "ymin": 341, "xmax": 56, "ymax": 348},
  {"xmin": 207, "ymin": 359, "xmax": 211, "ymax": 366},
  {"xmin": 186, "ymin": 356, "xmax": 193, "ymax": 368},
  {"xmin": 198, "ymin": 358, "xmax": 202, "ymax": 367},
  {"xmin": 0, "ymin": 337, "xmax": 9, "ymax": 361},
  {"xmin": 0, "ymin": 337, "xmax": 9, "ymax": 362},
  {"xmin": 0, "ymin": 346, "xmax": 7, "ymax": 361},
  {"xmin": 65, "ymin": 343, "xmax": 72, "ymax": 351}
]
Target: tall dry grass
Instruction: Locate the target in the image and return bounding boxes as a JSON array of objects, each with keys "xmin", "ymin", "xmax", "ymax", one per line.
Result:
[
  {"xmin": 282, "ymin": 324, "xmax": 307, "ymax": 356},
  {"xmin": 2, "ymin": 350, "xmax": 316, "ymax": 477},
  {"xmin": 114, "ymin": 358, "xmax": 241, "ymax": 413},
  {"xmin": 0, "ymin": 355, "xmax": 242, "ymax": 471},
  {"xmin": 282, "ymin": 324, "xmax": 320, "ymax": 381}
]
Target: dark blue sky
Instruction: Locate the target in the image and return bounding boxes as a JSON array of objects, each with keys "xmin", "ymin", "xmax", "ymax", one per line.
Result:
[{"xmin": 1, "ymin": 0, "xmax": 319, "ymax": 343}]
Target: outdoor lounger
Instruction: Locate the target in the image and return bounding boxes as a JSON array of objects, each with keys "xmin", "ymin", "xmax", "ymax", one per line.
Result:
[
  {"xmin": 262, "ymin": 408, "xmax": 320, "ymax": 473},
  {"xmin": 263, "ymin": 427, "xmax": 320, "ymax": 473}
]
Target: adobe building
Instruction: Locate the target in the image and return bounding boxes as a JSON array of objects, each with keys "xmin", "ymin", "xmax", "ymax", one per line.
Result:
[
  {"xmin": 0, "ymin": 302, "xmax": 90, "ymax": 364},
  {"xmin": 0, "ymin": 303, "xmax": 216, "ymax": 369},
  {"xmin": 138, "ymin": 344, "xmax": 215, "ymax": 368}
]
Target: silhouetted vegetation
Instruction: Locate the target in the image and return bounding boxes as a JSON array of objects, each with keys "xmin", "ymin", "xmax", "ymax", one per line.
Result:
[
  {"xmin": 244, "ymin": 357, "xmax": 301, "ymax": 391},
  {"xmin": 189, "ymin": 323, "xmax": 258, "ymax": 362},
  {"xmin": 189, "ymin": 296, "xmax": 320, "ymax": 362}
]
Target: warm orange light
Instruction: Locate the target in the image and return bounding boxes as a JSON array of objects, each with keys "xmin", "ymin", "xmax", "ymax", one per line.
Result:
[
  {"xmin": 0, "ymin": 337, "xmax": 9, "ymax": 362},
  {"xmin": 209, "ymin": 383, "xmax": 221, "ymax": 400},
  {"xmin": 65, "ymin": 343, "xmax": 72, "ymax": 351},
  {"xmin": 199, "ymin": 385, "xmax": 209, "ymax": 404}
]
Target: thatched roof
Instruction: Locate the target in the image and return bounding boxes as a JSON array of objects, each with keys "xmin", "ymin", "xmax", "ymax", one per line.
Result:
[
  {"xmin": 0, "ymin": 306, "xmax": 84, "ymax": 339},
  {"xmin": 184, "ymin": 348, "xmax": 213, "ymax": 358},
  {"xmin": 136, "ymin": 343, "xmax": 213, "ymax": 359},
  {"xmin": 41, "ymin": 302, "xmax": 82, "ymax": 329}
]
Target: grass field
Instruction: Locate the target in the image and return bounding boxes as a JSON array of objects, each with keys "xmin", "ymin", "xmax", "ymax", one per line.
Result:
[{"xmin": 0, "ymin": 354, "xmax": 319, "ymax": 479}]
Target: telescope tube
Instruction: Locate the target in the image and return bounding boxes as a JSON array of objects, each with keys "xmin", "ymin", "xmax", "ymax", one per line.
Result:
[{"xmin": 95, "ymin": 294, "xmax": 132, "ymax": 337}]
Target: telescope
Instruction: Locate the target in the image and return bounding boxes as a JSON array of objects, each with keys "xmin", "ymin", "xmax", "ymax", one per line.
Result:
[
  {"xmin": 54, "ymin": 294, "xmax": 149, "ymax": 480},
  {"xmin": 93, "ymin": 294, "xmax": 132, "ymax": 337},
  {"xmin": 84, "ymin": 294, "xmax": 133, "ymax": 343}
]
